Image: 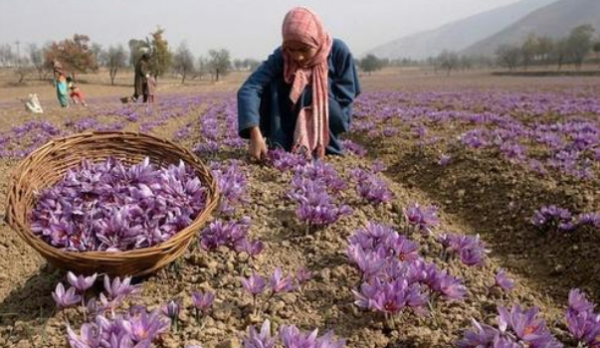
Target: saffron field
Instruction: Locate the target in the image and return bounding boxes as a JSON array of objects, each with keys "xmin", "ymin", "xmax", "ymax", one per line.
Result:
[{"xmin": 0, "ymin": 72, "xmax": 598, "ymax": 348}]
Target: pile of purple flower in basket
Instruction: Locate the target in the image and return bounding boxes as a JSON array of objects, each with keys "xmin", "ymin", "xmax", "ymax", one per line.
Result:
[{"xmin": 30, "ymin": 157, "xmax": 207, "ymax": 252}]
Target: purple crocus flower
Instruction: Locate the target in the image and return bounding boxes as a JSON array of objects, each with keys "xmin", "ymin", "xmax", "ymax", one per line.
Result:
[
  {"xmin": 531, "ymin": 205, "xmax": 573, "ymax": 231},
  {"xmin": 404, "ymin": 203, "xmax": 440, "ymax": 234},
  {"xmin": 567, "ymin": 288, "xmax": 596, "ymax": 316},
  {"xmin": 437, "ymin": 233, "xmax": 488, "ymax": 266},
  {"xmin": 315, "ymin": 330, "xmax": 346, "ymax": 348},
  {"xmin": 495, "ymin": 269, "xmax": 515, "ymax": 292},
  {"xmin": 576, "ymin": 212, "xmax": 600, "ymax": 228},
  {"xmin": 427, "ymin": 270, "xmax": 467, "ymax": 301},
  {"xmin": 296, "ymin": 267, "xmax": 312, "ymax": 285},
  {"xmin": 104, "ymin": 275, "xmax": 139, "ymax": 300},
  {"xmin": 456, "ymin": 319, "xmax": 498, "ymax": 348},
  {"xmin": 200, "ymin": 217, "xmax": 252, "ymax": 251},
  {"xmin": 566, "ymin": 309, "xmax": 600, "ymax": 347},
  {"xmin": 162, "ymin": 299, "xmax": 181, "ymax": 321},
  {"xmin": 439, "ymin": 154, "xmax": 452, "ymax": 166},
  {"xmin": 52, "ymin": 282, "xmax": 82, "ymax": 308},
  {"xmin": 280, "ymin": 325, "xmax": 319, "ymax": 348},
  {"xmin": 191, "ymin": 291, "xmax": 215, "ymax": 313},
  {"xmin": 356, "ymin": 174, "xmax": 394, "ymax": 205},
  {"xmin": 459, "ymin": 304, "xmax": 563, "ymax": 348},
  {"xmin": 242, "ymin": 319, "xmax": 276, "ymax": 348},
  {"xmin": 67, "ymin": 272, "xmax": 98, "ymax": 293},
  {"xmin": 269, "ymin": 268, "xmax": 295, "ymax": 293},
  {"xmin": 234, "ymin": 238, "xmax": 265, "ymax": 258},
  {"xmin": 497, "ymin": 305, "xmax": 563, "ymax": 348},
  {"xmin": 242, "ymin": 272, "xmax": 267, "ymax": 296},
  {"xmin": 267, "ymin": 149, "xmax": 307, "ymax": 172},
  {"xmin": 347, "ymin": 244, "xmax": 385, "ymax": 280},
  {"xmin": 66, "ymin": 323, "xmax": 103, "ymax": 348},
  {"xmin": 353, "ymin": 278, "xmax": 427, "ymax": 315},
  {"xmin": 279, "ymin": 325, "xmax": 345, "ymax": 348},
  {"xmin": 126, "ymin": 309, "xmax": 170, "ymax": 343}
]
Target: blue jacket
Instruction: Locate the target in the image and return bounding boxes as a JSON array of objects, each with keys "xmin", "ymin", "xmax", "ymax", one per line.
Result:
[{"xmin": 237, "ymin": 39, "xmax": 361, "ymax": 154}]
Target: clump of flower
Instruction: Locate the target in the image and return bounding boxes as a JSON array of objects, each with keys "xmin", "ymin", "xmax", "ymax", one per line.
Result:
[
  {"xmin": 575, "ymin": 212, "xmax": 600, "ymax": 229},
  {"xmin": 210, "ymin": 161, "xmax": 247, "ymax": 215},
  {"xmin": 565, "ymin": 289, "xmax": 600, "ymax": 347},
  {"xmin": 295, "ymin": 161, "xmax": 347, "ymax": 192},
  {"xmin": 348, "ymin": 222, "xmax": 467, "ymax": 327},
  {"xmin": 287, "ymin": 171, "xmax": 352, "ymax": 232},
  {"xmin": 30, "ymin": 157, "xmax": 207, "ymax": 252},
  {"xmin": 60, "ymin": 274, "xmax": 170, "ymax": 348},
  {"xmin": 241, "ymin": 319, "xmax": 345, "ymax": 348},
  {"xmin": 461, "ymin": 129, "xmax": 490, "ymax": 149},
  {"xmin": 499, "ymin": 142, "xmax": 528, "ymax": 163},
  {"xmin": 191, "ymin": 291, "xmax": 215, "ymax": 326},
  {"xmin": 199, "ymin": 217, "xmax": 263, "ymax": 260},
  {"xmin": 341, "ymin": 139, "xmax": 367, "ymax": 157},
  {"xmin": 267, "ymin": 149, "xmax": 308, "ymax": 172},
  {"xmin": 457, "ymin": 305, "xmax": 563, "ymax": 348},
  {"xmin": 403, "ymin": 203, "xmax": 440, "ymax": 235},
  {"xmin": 532, "ymin": 206, "xmax": 600, "ymax": 233},
  {"xmin": 494, "ymin": 269, "xmax": 515, "ymax": 292},
  {"xmin": 531, "ymin": 205, "xmax": 574, "ymax": 232},
  {"xmin": 349, "ymin": 168, "xmax": 394, "ymax": 205},
  {"xmin": 437, "ymin": 233, "xmax": 489, "ymax": 266},
  {"xmin": 241, "ymin": 268, "xmax": 297, "ymax": 316}
]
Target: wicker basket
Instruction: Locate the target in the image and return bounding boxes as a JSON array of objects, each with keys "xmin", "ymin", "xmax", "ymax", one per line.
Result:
[{"xmin": 5, "ymin": 131, "xmax": 220, "ymax": 277}]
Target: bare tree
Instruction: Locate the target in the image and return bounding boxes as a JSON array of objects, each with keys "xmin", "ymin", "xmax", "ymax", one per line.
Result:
[
  {"xmin": 0, "ymin": 44, "xmax": 16, "ymax": 67},
  {"xmin": 536, "ymin": 36, "xmax": 555, "ymax": 66},
  {"xmin": 194, "ymin": 56, "xmax": 209, "ymax": 80},
  {"xmin": 208, "ymin": 49, "xmax": 231, "ymax": 81},
  {"xmin": 593, "ymin": 41, "xmax": 600, "ymax": 66},
  {"xmin": 521, "ymin": 34, "xmax": 538, "ymax": 70},
  {"xmin": 27, "ymin": 43, "xmax": 46, "ymax": 79},
  {"xmin": 359, "ymin": 54, "xmax": 385, "ymax": 75},
  {"xmin": 104, "ymin": 45, "xmax": 128, "ymax": 85},
  {"xmin": 173, "ymin": 43, "xmax": 195, "ymax": 84},
  {"xmin": 566, "ymin": 24, "xmax": 595, "ymax": 69},
  {"xmin": 436, "ymin": 50, "xmax": 460, "ymax": 76},
  {"xmin": 552, "ymin": 39, "xmax": 569, "ymax": 71},
  {"xmin": 14, "ymin": 57, "xmax": 33, "ymax": 83},
  {"xmin": 91, "ymin": 43, "xmax": 104, "ymax": 67},
  {"xmin": 496, "ymin": 44, "xmax": 521, "ymax": 71}
]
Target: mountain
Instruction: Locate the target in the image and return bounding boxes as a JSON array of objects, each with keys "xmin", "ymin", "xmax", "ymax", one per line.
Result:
[
  {"xmin": 367, "ymin": 0, "xmax": 558, "ymax": 60},
  {"xmin": 463, "ymin": 0, "xmax": 600, "ymax": 56}
]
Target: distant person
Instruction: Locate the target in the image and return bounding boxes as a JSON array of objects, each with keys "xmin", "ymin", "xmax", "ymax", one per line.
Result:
[
  {"xmin": 133, "ymin": 51, "xmax": 151, "ymax": 103},
  {"xmin": 147, "ymin": 75, "xmax": 157, "ymax": 103},
  {"xmin": 66, "ymin": 76, "xmax": 87, "ymax": 106},
  {"xmin": 237, "ymin": 7, "xmax": 361, "ymax": 161},
  {"xmin": 52, "ymin": 60, "xmax": 69, "ymax": 108}
]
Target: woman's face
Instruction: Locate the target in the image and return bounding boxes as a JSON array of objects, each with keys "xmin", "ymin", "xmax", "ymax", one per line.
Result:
[{"xmin": 284, "ymin": 41, "xmax": 317, "ymax": 67}]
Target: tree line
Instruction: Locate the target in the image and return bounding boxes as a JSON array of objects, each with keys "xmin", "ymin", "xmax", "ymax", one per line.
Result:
[
  {"xmin": 494, "ymin": 24, "xmax": 598, "ymax": 71},
  {"xmin": 0, "ymin": 28, "xmax": 260, "ymax": 85},
  {"xmin": 355, "ymin": 24, "xmax": 600, "ymax": 76}
]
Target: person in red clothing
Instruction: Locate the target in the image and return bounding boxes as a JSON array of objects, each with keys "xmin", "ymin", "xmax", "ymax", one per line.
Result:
[{"xmin": 66, "ymin": 76, "xmax": 87, "ymax": 106}]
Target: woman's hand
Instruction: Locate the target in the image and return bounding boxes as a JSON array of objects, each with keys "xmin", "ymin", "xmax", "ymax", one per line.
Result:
[{"xmin": 248, "ymin": 127, "xmax": 268, "ymax": 162}]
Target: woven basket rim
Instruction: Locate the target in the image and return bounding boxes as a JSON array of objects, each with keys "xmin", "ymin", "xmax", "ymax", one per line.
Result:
[{"xmin": 4, "ymin": 131, "xmax": 220, "ymax": 273}]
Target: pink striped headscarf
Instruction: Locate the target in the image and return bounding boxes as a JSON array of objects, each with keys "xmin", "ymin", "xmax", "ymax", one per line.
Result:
[{"xmin": 282, "ymin": 7, "xmax": 333, "ymax": 159}]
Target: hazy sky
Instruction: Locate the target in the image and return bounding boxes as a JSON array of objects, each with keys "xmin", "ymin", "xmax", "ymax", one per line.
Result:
[{"xmin": 0, "ymin": 0, "xmax": 522, "ymax": 59}]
